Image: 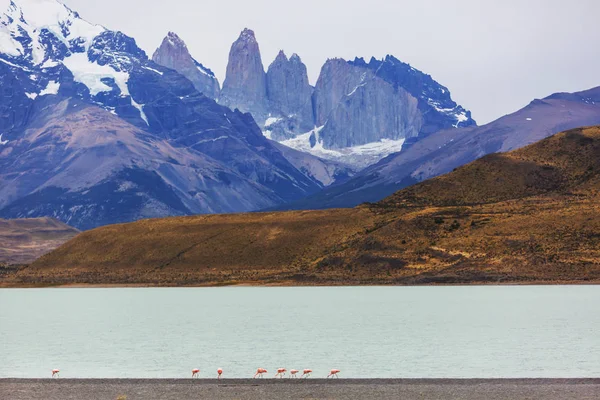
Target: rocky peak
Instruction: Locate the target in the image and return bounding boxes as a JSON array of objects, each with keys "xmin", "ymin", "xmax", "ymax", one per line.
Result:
[
  {"xmin": 265, "ymin": 50, "xmax": 314, "ymax": 138},
  {"xmin": 274, "ymin": 50, "xmax": 288, "ymax": 63},
  {"xmin": 218, "ymin": 28, "xmax": 268, "ymax": 121},
  {"xmin": 152, "ymin": 31, "xmax": 220, "ymax": 99},
  {"xmin": 356, "ymin": 55, "xmax": 476, "ymax": 133},
  {"xmin": 239, "ymin": 28, "xmax": 257, "ymax": 43},
  {"xmin": 289, "ymin": 53, "xmax": 302, "ymax": 63}
]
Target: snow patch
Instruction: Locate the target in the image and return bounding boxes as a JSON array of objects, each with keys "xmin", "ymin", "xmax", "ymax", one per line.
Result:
[
  {"xmin": 264, "ymin": 117, "xmax": 282, "ymax": 127},
  {"xmin": 526, "ymin": 118, "xmax": 532, "ymax": 121},
  {"xmin": 25, "ymin": 92, "xmax": 38, "ymax": 99},
  {"xmin": 63, "ymin": 52, "xmax": 130, "ymax": 96},
  {"xmin": 39, "ymin": 80, "xmax": 60, "ymax": 96},
  {"xmin": 143, "ymin": 66, "xmax": 163, "ymax": 75},
  {"xmin": 41, "ymin": 59, "xmax": 59, "ymax": 68},
  {"xmin": 0, "ymin": 0, "xmax": 105, "ymax": 65},
  {"xmin": 0, "ymin": 27, "xmax": 23, "ymax": 56},
  {"xmin": 0, "ymin": 57, "xmax": 31, "ymax": 70},
  {"xmin": 130, "ymin": 98, "xmax": 149, "ymax": 126},
  {"xmin": 0, "ymin": 133, "xmax": 8, "ymax": 145},
  {"xmin": 196, "ymin": 65, "xmax": 211, "ymax": 76},
  {"xmin": 279, "ymin": 126, "xmax": 406, "ymax": 169}
]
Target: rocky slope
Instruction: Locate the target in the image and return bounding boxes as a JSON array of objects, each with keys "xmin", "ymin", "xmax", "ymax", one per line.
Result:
[
  {"xmin": 8, "ymin": 126, "xmax": 600, "ymax": 286},
  {"xmin": 287, "ymin": 86, "xmax": 600, "ymax": 209},
  {"xmin": 152, "ymin": 32, "xmax": 220, "ymax": 99},
  {"xmin": 0, "ymin": 0, "xmax": 324, "ymax": 229},
  {"xmin": 0, "ymin": 217, "xmax": 78, "ymax": 265}
]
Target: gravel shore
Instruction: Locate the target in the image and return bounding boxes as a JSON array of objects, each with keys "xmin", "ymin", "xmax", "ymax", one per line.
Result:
[{"xmin": 1, "ymin": 378, "xmax": 599, "ymax": 400}]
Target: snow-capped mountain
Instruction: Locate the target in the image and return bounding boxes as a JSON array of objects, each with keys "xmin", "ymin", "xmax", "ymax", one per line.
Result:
[
  {"xmin": 0, "ymin": 0, "xmax": 330, "ymax": 229},
  {"xmin": 215, "ymin": 28, "xmax": 476, "ymax": 168}
]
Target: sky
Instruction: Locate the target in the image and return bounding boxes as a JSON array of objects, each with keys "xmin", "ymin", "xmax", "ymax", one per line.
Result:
[{"xmin": 63, "ymin": 0, "xmax": 600, "ymax": 125}]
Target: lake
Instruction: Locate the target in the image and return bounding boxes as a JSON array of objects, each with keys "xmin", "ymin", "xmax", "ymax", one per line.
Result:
[{"xmin": 0, "ymin": 286, "xmax": 598, "ymax": 378}]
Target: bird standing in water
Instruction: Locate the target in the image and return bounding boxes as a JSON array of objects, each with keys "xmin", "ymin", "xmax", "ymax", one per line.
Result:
[
  {"xmin": 217, "ymin": 368, "xmax": 223, "ymax": 380},
  {"xmin": 327, "ymin": 369, "xmax": 340, "ymax": 378},
  {"xmin": 254, "ymin": 368, "xmax": 267, "ymax": 378},
  {"xmin": 275, "ymin": 368, "xmax": 287, "ymax": 378}
]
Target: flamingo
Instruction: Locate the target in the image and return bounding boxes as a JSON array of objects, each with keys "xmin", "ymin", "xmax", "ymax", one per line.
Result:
[
  {"xmin": 217, "ymin": 368, "xmax": 223, "ymax": 380},
  {"xmin": 192, "ymin": 368, "xmax": 200, "ymax": 378},
  {"xmin": 289, "ymin": 369, "xmax": 299, "ymax": 378},
  {"xmin": 275, "ymin": 368, "xmax": 287, "ymax": 378},
  {"xmin": 327, "ymin": 369, "xmax": 340, "ymax": 378},
  {"xmin": 301, "ymin": 369, "xmax": 312, "ymax": 378},
  {"xmin": 254, "ymin": 368, "xmax": 267, "ymax": 378},
  {"xmin": 51, "ymin": 369, "xmax": 60, "ymax": 378}
]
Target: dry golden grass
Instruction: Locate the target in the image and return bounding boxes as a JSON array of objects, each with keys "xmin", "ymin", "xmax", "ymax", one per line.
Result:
[{"xmin": 4, "ymin": 127, "xmax": 600, "ymax": 286}]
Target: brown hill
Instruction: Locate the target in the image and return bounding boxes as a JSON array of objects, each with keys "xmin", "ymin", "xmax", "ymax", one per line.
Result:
[
  {"xmin": 5, "ymin": 127, "xmax": 600, "ymax": 286},
  {"xmin": 0, "ymin": 218, "xmax": 79, "ymax": 266},
  {"xmin": 378, "ymin": 126, "xmax": 600, "ymax": 208}
]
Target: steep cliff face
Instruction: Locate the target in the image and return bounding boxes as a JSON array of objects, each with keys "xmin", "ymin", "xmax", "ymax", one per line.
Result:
[
  {"xmin": 218, "ymin": 28, "xmax": 268, "ymax": 121},
  {"xmin": 352, "ymin": 56, "xmax": 476, "ymax": 133},
  {"xmin": 216, "ymin": 29, "xmax": 475, "ymax": 169},
  {"xmin": 313, "ymin": 60, "xmax": 422, "ymax": 149},
  {"xmin": 152, "ymin": 32, "xmax": 220, "ymax": 99},
  {"xmin": 312, "ymin": 59, "xmax": 367, "ymax": 127},
  {"xmin": 264, "ymin": 51, "xmax": 314, "ymax": 139},
  {"xmin": 320, "ymin": 74, "xmax": 422, "ymax": 148}
]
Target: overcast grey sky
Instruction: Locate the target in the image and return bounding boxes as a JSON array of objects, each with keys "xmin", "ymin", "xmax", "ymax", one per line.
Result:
[{"xmin": 63, "ymin": 0, "xmax": 599, "ymax": 124}]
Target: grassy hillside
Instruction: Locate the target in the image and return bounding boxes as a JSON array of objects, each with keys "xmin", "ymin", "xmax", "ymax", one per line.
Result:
[{"xmin": 5, "ymin": 127, "xmax": 600, "ymax": 286}]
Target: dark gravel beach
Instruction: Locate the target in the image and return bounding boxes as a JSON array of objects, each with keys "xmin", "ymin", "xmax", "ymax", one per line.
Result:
[{"xmin": 1, "ymin": 378, "xmax": 599, "ymax": 400}]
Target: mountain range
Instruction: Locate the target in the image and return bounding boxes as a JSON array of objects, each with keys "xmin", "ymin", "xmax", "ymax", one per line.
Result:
[
  {"xmin": 8, "ymin": 125, "xmax": 600, "ymax": 286},
  {"xmin": 0, "ymin": 0, "xmax": 599, "ymax": 231},
  {"xmin": 0, "ymin": 0, "xmax": 339, "ymax": 229}
]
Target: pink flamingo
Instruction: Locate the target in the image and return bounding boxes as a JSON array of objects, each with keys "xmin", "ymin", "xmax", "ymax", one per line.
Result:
[
  {"xmin": 327, "ymin": 369, "xmax": 340, "ymax": 378},
  {"xmin": 192, "ymin": 368, "xmax": 200, "ymax": 378},
  {"xmin": 254, "ymin": 368, "xmax": 267, "ymax": 378},
  {"xmin": 217, "ymin": 368, "xmax": 223, "ymax": 380},
  {"xmin": 289, "ymin": 369, "xmax": 299, "ymax": 378},
  {"xmin": 275, "ymin": 368, "xmax": 287, "ymax": 378},
  {"xmin": 301, "ymin": 369, "xmax": 312, "ymax": 378},
  {"xmin": 51, "ymin": 369, "xmax": 60, "ymax": 378}
]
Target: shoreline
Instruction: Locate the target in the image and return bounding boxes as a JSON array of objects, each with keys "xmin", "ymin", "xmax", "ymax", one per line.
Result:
[
  {"xmin": 3, "ymin": 377, "xmax": 600, "ymax": 382},
  {"xmin": 1, "ymin": 280, "xmax": 600, "ymax": 288},
  {"xmin": 3, "ymin": 378, "xmax": 599, "ymax": 400}
]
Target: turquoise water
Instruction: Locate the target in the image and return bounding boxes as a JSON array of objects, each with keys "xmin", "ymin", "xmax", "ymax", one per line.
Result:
[{"xmin": 0, "ymin": 286, "xmax": 598, "ymax": 378}]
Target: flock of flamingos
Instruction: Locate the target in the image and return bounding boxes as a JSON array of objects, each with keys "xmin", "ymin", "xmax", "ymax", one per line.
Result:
[{"xmin": 50, "ymin": 368, "xmax": 341, "ymax": 379}]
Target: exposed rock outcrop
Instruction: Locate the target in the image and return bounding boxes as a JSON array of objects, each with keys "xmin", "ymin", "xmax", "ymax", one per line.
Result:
[
  {"xmin": 218, "ymin": 28, "xmax": 268, "ymax": 121},
  {"xmin": 319, "ymin": 70, "xmax": 422, "ymax": 149},
  {"xmin": 264, "ymin": 51, "xmax": 314, "ymax": 139},
  {"xmin": 353, "ymin": 56, "xmax": 476, "ymax": 134},
  {"xmin": 152, "ymin": 32, "xmax": 220, "ymax": 99}
]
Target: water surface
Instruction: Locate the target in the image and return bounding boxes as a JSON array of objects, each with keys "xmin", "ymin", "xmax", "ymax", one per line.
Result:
[{"xmin": 0, "ymin": 286, "xmax": 598, "ymax": 378}]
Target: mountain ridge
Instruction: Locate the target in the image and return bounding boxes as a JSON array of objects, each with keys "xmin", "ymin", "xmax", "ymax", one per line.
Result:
[
  {"xmin": 7, "ymin": 125, "xmax": 600, "ymax": 286},
  {"xmin": 0, "ymin": 0, "xmax": 329, "ymax": 229},
  {"xmin": 282, "ymin": 86, "xmax": 600, "ymax": 210}
]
